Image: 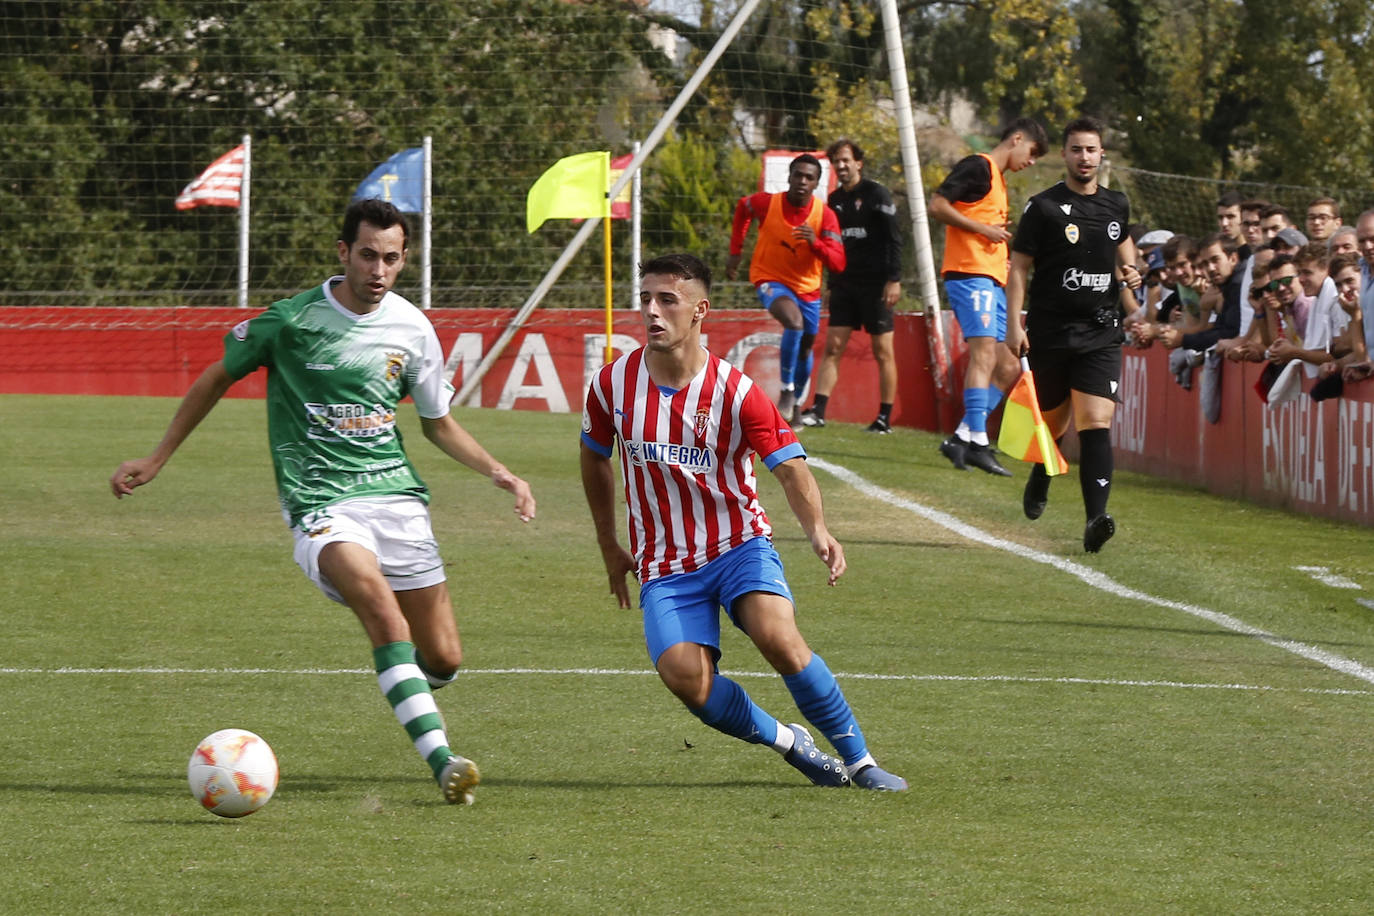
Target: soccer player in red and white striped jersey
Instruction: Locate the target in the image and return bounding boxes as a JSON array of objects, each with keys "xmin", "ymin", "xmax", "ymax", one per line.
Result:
[{"xmin": 580, "ymin": 253, "xmax": 906, "ymax": 791}]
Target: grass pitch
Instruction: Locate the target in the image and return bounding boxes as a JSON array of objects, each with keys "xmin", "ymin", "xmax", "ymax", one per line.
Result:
[{"xmin": 4, "ymin": 393, "xmax": 1373, "ymax": 914}]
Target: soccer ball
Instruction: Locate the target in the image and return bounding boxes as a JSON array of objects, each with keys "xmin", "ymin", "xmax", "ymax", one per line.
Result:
[{"xmin": 187, "ymin": 728, "xmax": 279, "ymax": 818}]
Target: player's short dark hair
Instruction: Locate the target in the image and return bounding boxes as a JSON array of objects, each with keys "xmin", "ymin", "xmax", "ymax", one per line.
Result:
[
  {"xmin": 341, "ymin": 198, "xmax": 410, "ymax": 248},
  {"xmin": 1061, "ymin": 116, "xmax": 1106, "ymax": 146},
  {"xmin": 1269, "ymin": 252, "xmax": 1296, "ymax": 272},
  {"xmin": 1241, "ymin": 198, "xmax": 1269, "ymax": 215},
  {"xmin": 641, "ymin": 253, "xmax": 712, "ymax": 294},
  {"xmin": 1329, "ymin": 252, "xmax": 1361, "ymax": 277},
  {"xmin": 1197, "ymin": 232, "xmax": 1238, "ymax": 258},
  {"xmin": 1216, "ymin": 190, "xmax": 1244, "ymax": 210},
  {"xmin": 790, "ymin": 153, "xmax": 823, "ymax": 177},
  {"xmin": 1162, "ymin": 234, "xmax": 1195, "ymax": 262},
  {"xmin": 1261, "ymin": 203, "xmax": 1292, "ymax": 223},
  {"xmin": 825, "ymin": 138, "xmax": 863, "ymax": 163},
  {"xmin": 1001, "ymin": 117, "xmax": 1049, "ymax": 157},
  {"xmin": 1295, "ymin": 241, "xmax": 1330, "ymax": 268}
]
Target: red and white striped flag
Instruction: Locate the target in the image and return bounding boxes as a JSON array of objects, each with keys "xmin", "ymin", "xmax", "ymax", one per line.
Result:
[{"xmin": 175, "ymin": 145, "xmax": 245, "ymax": 210}]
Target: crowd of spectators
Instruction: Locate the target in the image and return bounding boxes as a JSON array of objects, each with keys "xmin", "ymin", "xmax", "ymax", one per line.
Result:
[{"xmin": 1123, "ymin": 192, "xmax": 1373, "ymax": 415}]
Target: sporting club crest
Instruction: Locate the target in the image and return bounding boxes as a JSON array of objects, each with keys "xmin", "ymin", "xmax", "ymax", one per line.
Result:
[
  {"xmin": 694, "ymin": 408, "xmax": 711, "ymax": 439},
  {"xmin": 1064, "ymin": 223, "xmax": 1080, "ymax": 244}
]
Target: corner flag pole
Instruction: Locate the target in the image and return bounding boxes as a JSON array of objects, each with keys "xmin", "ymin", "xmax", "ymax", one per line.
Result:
[
  {"xmin": 454, "ymin": 0, "xmax": 765, "ymax": 407},
  {"xmin": 604, "ymin": 211, "xmax": 614, "ymax": 364}
]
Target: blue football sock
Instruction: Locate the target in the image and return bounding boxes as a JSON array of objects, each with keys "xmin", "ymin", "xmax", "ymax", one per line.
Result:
[
  {"xmin": 794, "ymin": 349, "xmax": 814, "ymax": 397},
  {"xmin": 984, "ymin": 385, "xmax": 1005, "ymax": 414},
  {"xmin": 778, "ymin": 328, "xmax": 802, "ymax": 388},
  {"xmin": 690, "ymin": 674, "xmax": 778, "ymax": 746},
  {"xmin": 782, "ymin": 654, "xmax": 868, "ymax": 765},
  {"xmin": 962, "ymin": 386, "xmax": 990, "ymax": 435}
]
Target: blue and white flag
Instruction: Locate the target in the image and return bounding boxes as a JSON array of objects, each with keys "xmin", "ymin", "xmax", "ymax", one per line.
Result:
[{"xmin": 352, "ymin": 147, "xmax": 424, "ymax": 213}]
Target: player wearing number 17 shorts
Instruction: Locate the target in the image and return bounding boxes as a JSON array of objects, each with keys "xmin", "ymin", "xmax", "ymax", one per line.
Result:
[{"xmin": 930, "ymin": 118, "xmax": 1049, "ymax": 476}]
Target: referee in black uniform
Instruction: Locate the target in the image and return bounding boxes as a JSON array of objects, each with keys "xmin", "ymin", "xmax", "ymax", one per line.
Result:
[{"xmin": 1005, "ymin": 116, "xmax": 1142, "ymax": 553}]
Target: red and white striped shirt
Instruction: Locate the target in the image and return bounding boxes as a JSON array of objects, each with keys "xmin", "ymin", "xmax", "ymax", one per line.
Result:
[{"xmin": 582, "ymin": 347, "xmax": 805, "ymax": 583}]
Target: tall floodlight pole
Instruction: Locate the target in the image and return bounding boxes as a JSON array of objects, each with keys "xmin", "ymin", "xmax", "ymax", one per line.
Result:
[
  {"xmin": 237, "ymin": 134, "xmax": 251, "ymax": 309},
  {"xmin": 878, "ymin": 0, "xmax": 951, "ymax": 401},
  {"xmin": 631, "ymin": 139, "xmax": 642, "ymax": 311},
  {"xmin": 422, "ymin": 135, "xmax": 433, "ymax": 309}
]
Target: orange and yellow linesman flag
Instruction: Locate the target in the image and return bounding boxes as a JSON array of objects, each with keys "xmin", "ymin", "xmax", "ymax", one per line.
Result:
[
  {"xmin": 526, "ymin": 150, "xmax": 610, "ymax": 233},
  {"xmin": 997, "ymin": 357, "xmax": 1069, "ymax": 475}
]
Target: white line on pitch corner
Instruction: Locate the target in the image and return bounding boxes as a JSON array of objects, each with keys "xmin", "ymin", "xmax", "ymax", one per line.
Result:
[
  {"xmin": 1293, "ymin": 566, "xmax": 1362, "ymax": 589},
  {"xmin": 0, "ymin": 666, "xmax": 1368, "ymax": 696},
  {"xmin": 809, "ymin": 456, "xmax": 1374, "ymax": 688}
]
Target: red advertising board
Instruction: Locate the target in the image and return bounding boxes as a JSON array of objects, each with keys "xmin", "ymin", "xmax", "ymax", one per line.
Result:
[
  {"xmin": 3, "ymin": 307, "xmax": 1369, "ymax": 524},
  {"xmin": 0, "ymin": 307, "xmax": 952, "ymax": 430}
]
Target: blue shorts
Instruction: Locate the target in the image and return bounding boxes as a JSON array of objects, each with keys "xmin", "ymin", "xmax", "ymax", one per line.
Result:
[
  {"xmin": 756, "ymin": 282, "xmax": 821, "ymax": 335},
  {"xmin": 944, "ymin": 275, "xmax": 1007, "ymax": 341},
  {"xmin": 638, "ymin": 537, "xmax": 794, "ymax": 666}
]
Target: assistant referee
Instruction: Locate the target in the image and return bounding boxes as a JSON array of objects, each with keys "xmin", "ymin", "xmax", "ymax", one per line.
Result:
[{"xmin": 1005, "ymin": 116, "xmax": 1142, "ymax": 553}]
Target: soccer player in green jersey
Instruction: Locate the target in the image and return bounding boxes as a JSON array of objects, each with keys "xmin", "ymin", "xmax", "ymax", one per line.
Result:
[{"xmin": 111, "ymin": 198, "xmax": 535, "ymax": 805}]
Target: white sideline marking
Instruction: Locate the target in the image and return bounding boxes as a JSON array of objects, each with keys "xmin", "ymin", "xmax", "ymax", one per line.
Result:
[
  {"xmin": 809, "ymin": 457, "xmax": 1374, "ymax": 688},
  {"xmin": 0, "ymin": 666, "xmax": 1368, "ymax": 696},
  {"xmin": 1293, "ymin": 566, "xmax": 1362, "ymax": 589}
]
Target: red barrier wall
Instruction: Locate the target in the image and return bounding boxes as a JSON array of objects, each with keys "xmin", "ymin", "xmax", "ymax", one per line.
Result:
[
  {"xmin": 1104, "ymin": 348, "xmax": 1374, "ymax": 525},
  {"xmin": 0, "ymin": 307, "xmax": 958, "ymax": 430},
  {"xmin": 5, "ymin": 307, "xmax": 1367, "ymax": 524}
]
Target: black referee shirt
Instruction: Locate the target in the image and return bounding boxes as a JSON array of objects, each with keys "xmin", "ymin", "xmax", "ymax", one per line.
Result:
[{"xmin": 1013, "ymin": 181, "xmax": 1131, "ymax": 348}]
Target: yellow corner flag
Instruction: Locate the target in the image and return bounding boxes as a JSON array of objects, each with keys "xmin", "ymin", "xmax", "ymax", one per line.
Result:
[
  {"xmin": 526, "ymin": 150, "xmax": 610, "ymax": 233},
  {"xmin": 997, "ymin": 357, "xmax": 1069, "ymax": 476}
]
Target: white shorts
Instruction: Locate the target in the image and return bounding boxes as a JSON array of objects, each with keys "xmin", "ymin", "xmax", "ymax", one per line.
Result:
[{"xmin": 291, "ymin": 495, "xmax": 447, "ymax": 604}]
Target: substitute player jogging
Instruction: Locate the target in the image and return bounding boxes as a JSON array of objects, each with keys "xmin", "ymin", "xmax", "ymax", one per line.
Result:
[
  {"xmin": 726, "ymin": 154, "xmax": 846, "ymax": 425},
  {"xmin": 1005, "ymin": 117, "xmax": 1142, "ymax": 553},
  {"xmin": 931, "ymin": 117, "xmax": 1048, "ymax": 475},
  {"xmin": 581, "ymin": 252, "xmax": 905, "ymax": 791}
]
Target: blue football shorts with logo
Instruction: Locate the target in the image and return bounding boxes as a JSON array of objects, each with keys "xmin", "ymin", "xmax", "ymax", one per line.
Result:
[
  {"xmin": 638, "ymin": 536, "xmax": 794, "ymax": 666},
  {"xmin": 755, "ymin": 281, "xmax": 821, "ymax": 335},
  {"xmin": 944, "ymin": 274, "xmax": 1007, "ymax": 341}
]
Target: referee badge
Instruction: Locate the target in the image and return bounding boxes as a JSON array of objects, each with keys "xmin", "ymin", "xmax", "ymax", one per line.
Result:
[{"xmin": 1064, "ymin": 223, "xmax": 1080, "ymax": 244}]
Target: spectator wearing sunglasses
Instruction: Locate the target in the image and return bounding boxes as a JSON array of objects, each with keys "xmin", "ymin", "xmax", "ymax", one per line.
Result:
[
  {"xmin": 1263, "ymin": 253, "xmax": 1305, "ymax": 348},
  {"xmin": 1268, "ymin": 242, "xmax": 1352, "ymax": 377}
]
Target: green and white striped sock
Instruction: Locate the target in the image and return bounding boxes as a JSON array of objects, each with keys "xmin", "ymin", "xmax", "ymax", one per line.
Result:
[{"xmin": 374, "ymin": 641, "xmax": 452, "ymax": 781}]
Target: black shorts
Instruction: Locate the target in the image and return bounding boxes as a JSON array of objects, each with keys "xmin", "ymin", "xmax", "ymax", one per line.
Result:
[
  {"xmin": 827, "ymin": 282, "xmax": 894, "ymax": 335},
  {"xmin": 1028, "ymin": 343, "xmax": 1123, "ymax": 408}
]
